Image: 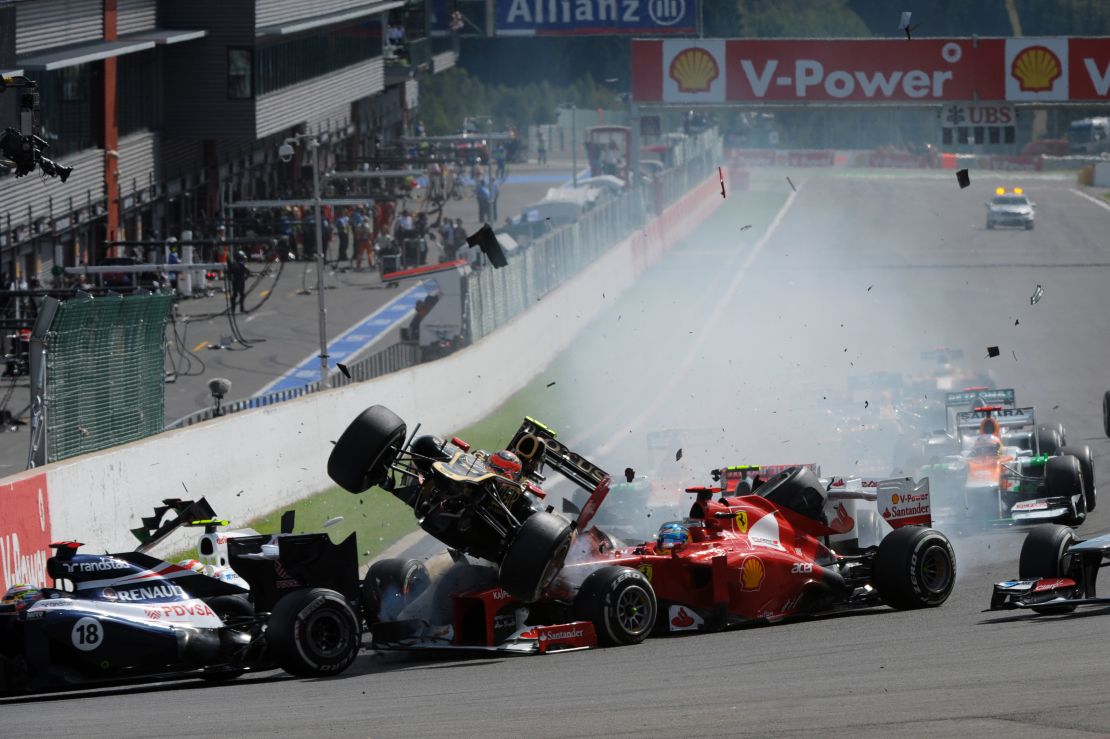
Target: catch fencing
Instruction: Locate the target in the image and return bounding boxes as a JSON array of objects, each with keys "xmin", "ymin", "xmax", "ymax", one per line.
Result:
[
  {"xmin": 464, "ymin": 130, "xmax": 721, "ymax": 342},
  {"xmin": 28, "ymin": 292, "xmax": 175, "ymax": 466}
]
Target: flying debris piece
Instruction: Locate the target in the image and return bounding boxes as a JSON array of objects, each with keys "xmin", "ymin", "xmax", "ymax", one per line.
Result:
[
  {"xmin": 466, "ymin": 223, "xmax": 508, "ymax": 268},
  {"xmin": 986, "ymin": 346, "xmax": 1001, "ymax": 358},
  {"xmin": 546, "ymin": 381, "xmax": 556, "ymax": 388},
  {"xmin": 1030, "ymin": 284, "xmax": 1044, "ymax": 305},
  {"xmin": 956, "ymin": 169, "xmax": 970, "ymax": 189},
  {"xmin": 1012, "ymin": 350, "xmax": 1018, "ymax": 361},
  {"xmin": 867, "ymin": 285, "xmax": 873, "ymax": 292},
  {"xmin": 864, "ymin": 400, "xmax": 869, "ymax": 409},
  {"xmin": 624, "ymin": 467, "xmax": 635, "ymax": 483},
  {"xmin": 900, "ymin": 12, "xmax": 921, "ymax": 39},
  {"xmin": 719, "ymin": 166, "xmax": 726, "ymax": 198},
  {"xmin": 675, "ymin": 448, "xmax": 683, "ymax": 462},
  {"xmin": 786, "ymin": 176, "xmax": 797, "ymax": 192},
  {"xmin": 323, "ymin": 516, "xmax": 344, "ymax": 529},
  {"xmin": 1015, "ymin": 319, "xmax": 1020, "ymax": 326},
  {"xmin": 336, "ymin": 362, "xmax": 351, "ymax": 379},
  {"xmin": 740, "ymin": 224, "xmax": 752, "ymax": 231}
]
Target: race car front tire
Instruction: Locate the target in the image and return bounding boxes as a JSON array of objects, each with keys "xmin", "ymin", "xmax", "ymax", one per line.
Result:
[
  {"xmin": 872, "ymin": 527, "xmax": 955, "ymax": 609},
  {"xmin": 361, "ymin": 558, "xmax": 430, "ymax": 624},
  {"xmin": 1061, "ymin": 445, "xmax": 1096, "ymax": 513},
  {"xmin": 1019, "ymin": 524, "xmax": 1078, "ymax": 614},
  {"xmin": 267, "ymin": 587, "xmax": 362, "ymax": 677},
  {"xmin": 573, "ymin": 566, "xmax": 657, "ymax": 646},
  {"xmin": 328, "ymin": 405, "xmax": 407, "ymax": 493},
  {"xmin": 1045, "ymin": 455, "xmax": 1086, "ymax": 525},
  {"xmin": 498, "ymin": 512, "xmax": 575, "ymax": 602}
]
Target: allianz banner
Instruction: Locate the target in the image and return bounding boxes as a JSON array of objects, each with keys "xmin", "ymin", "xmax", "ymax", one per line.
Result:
[{"xmin": 496, "ymin": 0, "xmax": 697, "ymax": 36}]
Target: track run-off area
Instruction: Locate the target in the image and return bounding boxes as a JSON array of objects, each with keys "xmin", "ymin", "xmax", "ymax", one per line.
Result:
[{"xmin": 5, "ymin": 169, "xmax": 1110, "ymax": 737}]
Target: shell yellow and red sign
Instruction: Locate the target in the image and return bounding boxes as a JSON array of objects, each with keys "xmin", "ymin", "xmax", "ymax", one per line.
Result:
[{"xmin": 633, "ymin": 37, "xmax": 1110, "ymax": 104}]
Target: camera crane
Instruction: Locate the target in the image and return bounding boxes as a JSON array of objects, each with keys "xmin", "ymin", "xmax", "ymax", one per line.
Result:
[{"xmin": 0, "ymin": 74, "xmax": 72, "ymax": 181}]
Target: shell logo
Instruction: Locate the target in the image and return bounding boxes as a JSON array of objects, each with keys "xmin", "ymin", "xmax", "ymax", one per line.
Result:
[
  {"xmin": 891, "ymin": 494, "xmax": 901, "ymax": 505},
  {"xmin": 740, "ymin": 556, "xmax": 765, "ymax": 591},
  {"xmin": 669, "ymin": 47, "xmax": 719, "ymax": 93},
  {"xmin": 1011, "ymin": 45, "xmax": 1062, "ymax": 93}
]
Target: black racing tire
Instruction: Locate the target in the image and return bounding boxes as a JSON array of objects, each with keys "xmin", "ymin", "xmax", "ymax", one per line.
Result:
[
  {"xmin": 267, "ymin": 587, "xmax": 361, "ymax": 677},
  {"xmin": 327, "ymin": 405, "xmax": 407, "ymax": 493},
  {"xmin": 1018, "ymin": 524, "xmax": 1077, "ymax": 614},
  {"xmin": 1045, "ymin": 455, "xmax": 1086, "ymax": 525},
  {"xmin": 872, "ymin": 527, "xmax": 956, "ymax": 609},
  {"xmin": 1103, "ymin": 391, "xmax": 1110, "ymax": 439},
  {"xmin": 572, "ymin": 566, "xmax": 657, "ymax": 646},
  {"xmin": 498, "ymin": 512, "xmax": 575, "ymax": 602},
  {"xmin": 1036, "ymin": 427, "xmax": 1061, "ymax": 457},
  {"xmin": 1061, "ymin": 445, "xmax": 1096, "ymax": 513},
  {"xmin": 360, "ymin": 558, "xmax": 430, "ymax": 624}
]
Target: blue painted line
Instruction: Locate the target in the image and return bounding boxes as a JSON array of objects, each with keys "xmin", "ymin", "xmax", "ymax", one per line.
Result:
[{"xmin": 255, "ymin": 279, "xmax": 436, "ymax": 396}]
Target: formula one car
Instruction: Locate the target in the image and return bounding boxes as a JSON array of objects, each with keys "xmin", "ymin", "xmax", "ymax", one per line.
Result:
[
  {"xmin": 363, "ymin": 464, "xmax": 955, "ymax": 653},
  {"xmin": 0, "ymin": 500, "xmax": 365, "ymax": 695},
  {"xmin": 921, "ymin": 405, "xmax": 1095, "ymax": 527},
  {"xmin": 328, "ymin": 406, "xmax": 613, "ymax": 602},
  {"xmin": 989, "ymin": 524, "xmax": 1110, "ymax": 614}
]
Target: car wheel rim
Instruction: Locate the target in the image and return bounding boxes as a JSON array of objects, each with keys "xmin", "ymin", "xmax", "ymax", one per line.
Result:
[
  {"xmin": 305, "ymin": 609, "xmax": 350, "ymax": 659},
  {"xmin": 615, "ymin": 586, "xmax": 652, "ymax": 635},
  {"xmin": 919, "ymin": 545, "xmax": 952, "ymax": 595}
]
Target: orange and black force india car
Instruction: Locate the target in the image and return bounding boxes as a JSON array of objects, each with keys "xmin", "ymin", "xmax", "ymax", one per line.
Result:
[
  {"xmin": 990, "ymin": 524, "xmax": 1110, "ymax": 614},
  {"xmin": 333, "ymin": 408, "xmax": 956, "ymax": 654}
]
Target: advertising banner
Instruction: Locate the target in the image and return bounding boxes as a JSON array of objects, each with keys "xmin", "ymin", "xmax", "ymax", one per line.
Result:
[
  {"xmin": 496, "ymin": 0, "xmax": 697, "ymax": 36},
  {"xmin": 0, "ymin": 472, "xmax": 52, "ymax": 593},
  {"xmin": 633, "ymin": 37, "xmax": 1110, "ymax": 104}
]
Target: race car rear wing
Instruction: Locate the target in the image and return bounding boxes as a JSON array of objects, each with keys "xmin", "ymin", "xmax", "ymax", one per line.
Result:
[
  {"xmin": 946, "ymin": 388, "xmax": 1015, "ymax": 408},
  {"xmin": 507, "ymin": 416, "xmax": 609, "ymax": 494},
  {"xmin": 955, "ymin": 406, "xmax": 1035, "ymax": 432}
]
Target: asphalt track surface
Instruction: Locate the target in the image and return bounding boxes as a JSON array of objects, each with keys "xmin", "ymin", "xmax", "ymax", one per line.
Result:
[{"xmin": 5, "ymin": 170, "xmax": 1110, "ymax": 737}]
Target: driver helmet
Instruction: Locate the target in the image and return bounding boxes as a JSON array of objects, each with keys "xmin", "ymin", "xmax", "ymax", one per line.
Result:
[
  {"xmin": 177, "ymin": 558, "xmax": 206, "ymax": 573},
  {"xmin": 0, "ymin": 584, "xmax": 44, "ymax": 616},
  {"xmin": 979, "ymin": 417, "xmax": 1000, "ymax": 436},
  {"xmin": 657, "ymin": 522, "xmax": 690, "ymax": 551},
  {"xmin": 488, "ymin": 450, "xmax": 523, "ymax": 481},
  {"xmin": 972, "ymin": 434, "xmax": 1002, "ymax": 457}
]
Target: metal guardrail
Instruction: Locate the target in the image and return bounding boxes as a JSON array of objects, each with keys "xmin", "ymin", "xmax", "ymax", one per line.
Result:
[
  {"xmin": 463, "ymin": 130, "xmax": 722, "ymax": 342},
  {"xmin": 165, "ymin": 340, "xmax": 420, "ymax": 430}
]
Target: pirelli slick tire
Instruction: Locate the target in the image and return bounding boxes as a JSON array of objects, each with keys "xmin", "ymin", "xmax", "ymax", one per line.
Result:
[
  {"xmin": 1019, "ymin": 524, "xmax": 1078, "ymax": 614},
  {"xmin": 1103, "ymin": 391, "xmax": 1110, "ymax": 439},
  {"xmin": 328, "ymin": 405, "xmax": 407, "ymax": 493},
  {"xmin": 498, "ymin": 512, "xmax": 575, "ymax": 602},
  {"xmin": 361, "ymin": 558, "xmax": 430, "ymax": 624},
  {"xmin": 872, "ymin": 527, "xmax": 955, "ymax": 610},
  {"xmin": 1046, "ymin": 455, "xmax": 1086, "ymax": 526},
  {"xmin": 1036, "ymin": 427, "xmax": 1062, "ymax": 457},
  {"xmin": 267, "ymin": 587, "xmax": 361, "ymax": 678},
  {"xmin": 573, "ymin": 566, "xmax": 657, "ymax": 647},
  {"xmin": 1061, "ymin": 445, "xmax": 1096, "ymax": 513}
]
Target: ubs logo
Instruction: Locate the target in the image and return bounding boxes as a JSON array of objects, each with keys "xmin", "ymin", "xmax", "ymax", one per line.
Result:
[{"xmin": 648, "ymin": 0, "xmax": 687, "ymax": 26}]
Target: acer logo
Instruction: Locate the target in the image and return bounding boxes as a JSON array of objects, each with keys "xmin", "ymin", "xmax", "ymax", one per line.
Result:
[{"xmin": 740, "ymin": 60, "xmax": 953, "ymax": 99}]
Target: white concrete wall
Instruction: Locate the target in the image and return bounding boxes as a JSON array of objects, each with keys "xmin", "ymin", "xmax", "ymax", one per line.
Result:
[{"xmin": 0, "ymin": 171, "xmax": 725, "ymax": 586}]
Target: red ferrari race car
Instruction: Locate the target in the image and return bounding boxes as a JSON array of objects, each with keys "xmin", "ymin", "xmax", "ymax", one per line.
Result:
[{"xmin": 364, "ymin": 462, "xmax": 956, "ymax": 654}]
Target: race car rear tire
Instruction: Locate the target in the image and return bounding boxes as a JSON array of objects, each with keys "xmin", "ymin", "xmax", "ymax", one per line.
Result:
[
  {"xmin": 573, "ymin": 566, "xmax": 657, "ymax": 646},
  {"xmin": 1045, "ymin": 455, "xmax": 1086, "ymax": 525},
  {"xmin": 206, "ymin": 594, "xmax": 255, "ymax": 629},
  {"xmin": 1061, "ymin": 445, "xmax": 1096, "ymax": 513},
  {"xmin": 361, "ymin": 558, "xmax": 430, "ymax": 624},
  {"xmin": 267, "ymin": 587, "xmax": 362, "ymax": 677},
  {"xmin": 872, "ymin": 527, "xmax": 955, "ymax": 609},
  {"xmin": 498, "ymin": 512, "xmax": 575, "ymax": 602},
  {"xmin": 1103, "ymin": 391, "xmax": 1110, "ymax": 438},
  {"xmin": 1019, "ymin": 524, "xmax": 1078, "ymax": 614},
  {"xmin": 1036, "ymin": 427, "xmax": 1061, "ymax": 457},
  {"xmin": 328, "ymin": 405, "xmax": 407, "ymax": 493}
]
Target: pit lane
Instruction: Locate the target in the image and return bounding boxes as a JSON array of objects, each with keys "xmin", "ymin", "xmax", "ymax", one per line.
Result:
[{"xmin": 5, "ymin": 170, "xmax": 1110, "ymax": 737}]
